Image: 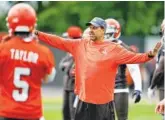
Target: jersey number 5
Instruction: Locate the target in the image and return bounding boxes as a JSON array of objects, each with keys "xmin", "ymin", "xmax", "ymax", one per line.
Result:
[{"xmin": 12, "ymin": 67, "xmax": 30, "ymax": 102}]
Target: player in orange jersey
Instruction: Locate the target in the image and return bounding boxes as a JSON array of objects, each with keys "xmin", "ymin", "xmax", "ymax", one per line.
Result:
[
  {"xmin": 0, "ymin": 3, "xmax": 56, "ymax": 120},
  {"xmin": 34, "ymin": 17, "xmax": 162, "ymax": 120}
]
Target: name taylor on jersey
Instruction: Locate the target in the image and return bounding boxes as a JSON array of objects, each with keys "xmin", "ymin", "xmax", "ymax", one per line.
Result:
[{"xmin": 10, "ymin": 48, "xmax": 39, "ymax": 64}]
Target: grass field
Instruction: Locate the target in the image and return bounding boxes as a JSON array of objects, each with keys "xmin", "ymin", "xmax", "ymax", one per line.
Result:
[{"xmin": 43, "ymin": 97, "xmax": 162, "ymax": 120}]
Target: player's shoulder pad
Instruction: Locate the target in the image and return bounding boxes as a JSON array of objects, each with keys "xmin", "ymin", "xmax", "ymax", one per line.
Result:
[
  {"xmin": 117, "ymin": 39, "xmax": 123, "ymax": 44},
  {"xmin": 112, "ymin": 39, "xmax": 122, "ymax": 44}
]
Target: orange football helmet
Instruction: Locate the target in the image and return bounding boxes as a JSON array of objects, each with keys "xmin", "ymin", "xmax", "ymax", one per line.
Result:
[
  {"xmin": 67, "ymin": 26, "xmax": 82, "ymax": 38},
  {"xmin": 105, "ymin": 18, "xmax": 121, "ymax": 40},
  {"xmin": 6, "ymin": 3, "xmax": 37, "ymax": 34}
]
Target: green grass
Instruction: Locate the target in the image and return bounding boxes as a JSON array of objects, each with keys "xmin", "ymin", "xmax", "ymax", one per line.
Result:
[
  {"xmin": 43, "ymin": 97, "xmax": 162, "ymax": 120},
  {"xmin": 43, "ymin": 97, "xmax": 62, "ymax": 120},
  {"xmin": 128, "ymin": 100, "xmax": 162, "ymax": 120}
]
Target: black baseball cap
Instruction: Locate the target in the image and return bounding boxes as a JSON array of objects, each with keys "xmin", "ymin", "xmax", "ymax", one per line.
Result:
[{"xmin": 86, "ymin": 17, "xmax": 107, "ymax": 29}]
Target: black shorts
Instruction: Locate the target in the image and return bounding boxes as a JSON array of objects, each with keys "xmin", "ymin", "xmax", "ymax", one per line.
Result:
[
  {"xmin": 0, "ymin": 117, "xmax": 40, "ymax": 120},
  {"xmin": 75, "ymin": 99, "xmax": 115, "ymax": 120}
]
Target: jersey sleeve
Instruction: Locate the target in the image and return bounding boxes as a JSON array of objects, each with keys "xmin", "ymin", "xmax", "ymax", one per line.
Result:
[
  {"xmin": 42, "ymin": 48, "xmax": 56, "ymax": 83},
  {"xmin": 37, "ymin": 31, "xmax": 81, "ymax": 54},
  {"xmin": 114, "ymin": 44, "xmax": 152, "ymax": 64},
  {"xmin": 45, "ymin": 48, "xmax": 55, "ymax": 75},
  {"xmin": 126, "ymin": 64, "xmax": 142, "ymax": 91}
]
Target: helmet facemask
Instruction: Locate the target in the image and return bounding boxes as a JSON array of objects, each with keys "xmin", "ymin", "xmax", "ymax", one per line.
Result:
[{"xmin": 105, "ymin": 25, "xmax": 116, "ymax": 40}]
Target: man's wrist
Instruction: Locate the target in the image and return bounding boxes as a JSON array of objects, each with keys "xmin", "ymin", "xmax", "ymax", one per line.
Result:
[{"xmin": 147, "ymin": 51, "xmax": 154, "ymax": 58}]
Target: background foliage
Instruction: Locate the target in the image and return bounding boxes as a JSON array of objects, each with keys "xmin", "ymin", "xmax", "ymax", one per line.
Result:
[{"xmin": 1, "ymin": 1, "xmax": 164, "ymax": 36}]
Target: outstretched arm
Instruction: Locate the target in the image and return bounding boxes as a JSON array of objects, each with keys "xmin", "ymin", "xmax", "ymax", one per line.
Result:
[
  {"xmin": 35, "ymin": 31, "xmax": 81, "ymax": 54},
  {"xmin": 114, "ymin": 41, "xmax": 162, "ymax": 64}
]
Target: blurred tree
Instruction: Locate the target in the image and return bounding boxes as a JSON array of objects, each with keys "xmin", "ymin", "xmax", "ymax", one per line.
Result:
[
  {"xmin": 0, "ymin": 1, "xmax": 164, "ymax": 36},
  {"xmin": 37, "ymin": 1, "xmax": 163, "ymax": 36},
  {"xmin": 123, "ymin": 1, "xmax": 164, "ymax": 36},
  {"xmin": 0, "ymin": 16, "xmax": 7, "ymax": 32}
]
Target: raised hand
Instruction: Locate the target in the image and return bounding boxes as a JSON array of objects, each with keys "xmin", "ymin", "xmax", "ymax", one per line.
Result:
[{"xmin": 148, "ymin": 40, "xmax": 162, "ymax": 58}]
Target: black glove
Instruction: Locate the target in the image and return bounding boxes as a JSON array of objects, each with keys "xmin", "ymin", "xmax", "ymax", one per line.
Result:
[{"xmin": 132, "ymin": 90, "xmax": 141, "ymax": 103}]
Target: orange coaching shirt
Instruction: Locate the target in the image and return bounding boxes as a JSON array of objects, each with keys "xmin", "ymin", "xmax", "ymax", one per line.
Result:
[
  {"xmin": 0, "ymin": 36, "xmax": 55, "ymax": 119},
  {"xmin": 38, "ymin": 32, "xmax": 152, "ymax": 104}
]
